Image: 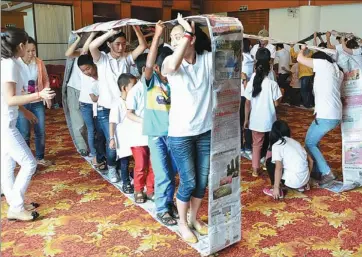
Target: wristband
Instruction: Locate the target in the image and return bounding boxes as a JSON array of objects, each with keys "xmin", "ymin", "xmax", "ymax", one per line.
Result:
[
  {"xmin": 184, "ymin": 31, "xmax": 194, "ymax": 37},
  {"xmin": 184, "ymin": 34, "xmax": 193, "ymax": 41}
]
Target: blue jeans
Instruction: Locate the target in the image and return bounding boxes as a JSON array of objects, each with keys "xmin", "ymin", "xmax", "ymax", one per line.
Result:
[
  {"xmin": 96, "ymin": 108, "xmax": 117, "ymax": 168},
  {"xmin": 169, "ymin": 131, "xmax": 211, "ymax": 202},
  {"xmin": 305, "ymin": 118, "xmax": 340, "ymax": 175},
  {"xmin": 149, "ymin": 136, "xmax": 177, "ymax": 213},
  {"xmin": 300, "ymin": 76, "xmax": 314, "ymax": 108},
  {"xmin": 80, "ymin": 102, "xmax": 96, "ymax": 156},
  {"xmin": 118, "ymin": 157, "xmax": 131, "ymax": 184},
  {"xmin": 16, "ymin": 101, "xmax": 45, "ymax": 160}
]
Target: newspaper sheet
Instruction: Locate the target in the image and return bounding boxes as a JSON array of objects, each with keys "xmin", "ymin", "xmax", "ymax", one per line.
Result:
[
  {"xmin": 64, "ymin": 15, "xmax": 243, "ymax": 256},
  {"xmin": 207, "ymin": 15, "xmax": 243, "ymax": 254}
]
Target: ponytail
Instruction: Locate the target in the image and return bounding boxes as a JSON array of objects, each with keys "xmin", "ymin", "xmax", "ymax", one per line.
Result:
[
  {"xmin": 1, "ymin": 28, "xmax": 28, "ymax": 59},
  {"xmin": 252, "ymin": 60, "xmax": 270, "ymax": 97}
]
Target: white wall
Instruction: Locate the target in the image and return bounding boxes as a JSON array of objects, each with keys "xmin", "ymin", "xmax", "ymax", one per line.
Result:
[
  {"xmin": 319, "ymin": 3, "xmax": 362, "ymax": 36},
  {"xmin": 23, "ymin": 7, "xmax": 35, "ymax": 39},
  {"xmin": 269, "ymin": 3, "xmax": 362, "ymax": 43},
  {"xmin": 269, "ymin": 8, "xmax": 299, "ymax": 42}
]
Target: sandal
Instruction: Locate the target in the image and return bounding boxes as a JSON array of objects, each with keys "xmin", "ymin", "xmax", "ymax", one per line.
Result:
[
  {"xmin": 157, "ymin": 211, "xmax": 177, "ymax": 226},
  {"xmin": 79, "ymin": 150, "xmax": 88, "ymax": 157},
  {"xmin": 37, "ymin": 159, "xmax": 53, "ymax": 167},
  {"xmin": 168, "ymin": 202, "xmax": 179, "ymax": 219},
  {"xmin": 25, "ymin": 202, "xmax": 40, "ymax": 211},
  {"xmin": 7, "ymin": 210, "xmax": 39, "ymax": 221},
  {"xmin": 252, "ymin": 170, "xmax": 259, "ymax": 177},
  {"xmin": 92, "ymin": 161, "xmax": 107, "ymax": 171},
  {"xmin": 134, "ymin": 191, "xmax": 146, "ymax": 204},
  {"xmin": 122, "ymin": 183, "xmax": 134, "ymax": 194}
]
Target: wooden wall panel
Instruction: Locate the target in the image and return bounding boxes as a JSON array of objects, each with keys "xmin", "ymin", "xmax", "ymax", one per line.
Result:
[
  {"xmin": 228, "ymin": 10, "xmax": 269, "ymax": 35},
  {"xmin": 1, "ymin": 12, "xmax": 26, "ymax": 31}
]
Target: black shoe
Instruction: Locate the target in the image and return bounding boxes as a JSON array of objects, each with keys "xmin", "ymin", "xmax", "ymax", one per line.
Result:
[
  {"xmin": 79, "ymin": 149, "xmax": 88, "ymax": 157},
  {"xmin": 122, "ymin": 183, "xmax": 134, "ymax": 194},
  {"xmin": 167, "ymin": 202, "xmax": 179, "ymax": 219}
]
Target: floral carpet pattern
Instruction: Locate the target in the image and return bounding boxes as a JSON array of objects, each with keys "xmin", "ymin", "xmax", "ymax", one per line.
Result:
[{"xmin": 1, "ymin": 106, "xmax": 362, "ymax": 257}]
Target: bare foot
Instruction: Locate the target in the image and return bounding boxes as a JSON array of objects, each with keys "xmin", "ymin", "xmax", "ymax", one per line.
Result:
[{"xmin": 178, "ymin": 222, "xmax": 197, "ymax": 243}]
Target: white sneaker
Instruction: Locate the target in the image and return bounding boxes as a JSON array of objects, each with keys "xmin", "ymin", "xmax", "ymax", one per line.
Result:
[
  {"xmin": 108, "ymin": 168, "xmax": 120, "ymax": 183},
  {"xmin": 243, "ymin": 150, "xmax": 252, "ymax": 160},
  {"xmin": 260, "ymin": 157, "xmax": 266, "ymax": 164}
]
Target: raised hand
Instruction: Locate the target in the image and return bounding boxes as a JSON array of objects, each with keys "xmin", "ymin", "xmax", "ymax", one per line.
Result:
[
  {"xmin": 155, "ymin": 20, "xmax": 165, "ymax": 37},
  {"xmin": 177, "ymin": 13, "xmax": 192, "ymax": 33}
]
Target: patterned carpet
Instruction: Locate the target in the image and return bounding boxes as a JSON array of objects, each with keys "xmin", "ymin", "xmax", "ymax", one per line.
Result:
[{"xmin": 1, "ymin": 106, "xmax": 362, "ymax": 257}]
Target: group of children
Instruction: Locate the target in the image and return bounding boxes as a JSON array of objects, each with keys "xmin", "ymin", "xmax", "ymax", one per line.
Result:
[{"xmin": 240, "ymin": 29, "xmax": 361, "ymax": 199}]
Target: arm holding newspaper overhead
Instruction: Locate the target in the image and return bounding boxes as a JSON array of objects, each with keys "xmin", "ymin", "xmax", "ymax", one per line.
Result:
[
  {"xmin": 89, "ymin": 29, "xmax": 120, "ymax": 62},
  {"xmin": 162, "ymin": 14, "xmax": 195, "ymax": 75},
  {"xmin": 65, "ymin": 32, "xmax": 97, "ymax": 58},
  {"xmin": 326, "ymin": 31, "xmax": 336, "ymax": 50},
  {"xmin": 341, "ymin": 36, "xmax": 354, "ymax": 55},
  {"xmin": 131, "ymin": 25, "xmax": 148, "ymax": 61}
]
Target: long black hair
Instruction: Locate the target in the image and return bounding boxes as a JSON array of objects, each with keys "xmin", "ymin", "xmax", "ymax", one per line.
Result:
[
  {"xmin": 269, "ymin": 120, "xmax": 291, "ymax": 150},
  {"xmin": 194, "ymin": 23, "xmax": 211, "ymax": 54},
  {"xmin": 1, "ymin": 28, "xmax": 28, "ymax": 58},
  {"xmin": 252, "ymin": 47, "xmax": 271, "ymax": 97},
  {"xmin": 311, "ymin": 51, "xmax": 343, "ymax": 72}
]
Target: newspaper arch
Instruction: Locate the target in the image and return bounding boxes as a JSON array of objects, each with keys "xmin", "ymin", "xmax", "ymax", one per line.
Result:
[{"xmin": 62, "ymin": 15, "xmax": 243, "ymax": 256}]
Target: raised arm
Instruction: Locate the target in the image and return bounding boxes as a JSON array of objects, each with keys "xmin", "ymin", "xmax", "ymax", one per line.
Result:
[
  {"xmin": 341, "ymin": 36, "xmax": 354, "ymax": 55},
  {"xmin": 81, "ymin": 32, "xmax": 97, "ymax": 55},
  {"xmin": 326, "ymin": 31, "xmax": 336, "ymax": 50},
  {"xmin": 65, "ymin": 34, "xmax": 82, "ymax": 58},
  {"xmin": 131, "ymin": 26, "xmax": 148, "ymax": 61},
  {"xmin": 313, "ymin": 32, "xmax": 318, "ymax": 47},
  {"xmin": 162, "ymin": 13, "xmax": 194, "ymax": 75},
  {"xmin": 145, "ymin": 21, "xmax": 165, "ymax": 81},
  {"xmin": 297, "ymin": 45, "xmax": 313, "ymax": 69},
  {"xmin": 89, "ymin": 29, "xmax": 119, "ymax": 62}
]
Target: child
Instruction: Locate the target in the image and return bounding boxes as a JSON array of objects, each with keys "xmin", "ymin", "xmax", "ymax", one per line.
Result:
[
  {"xmin": 126, "ymin": 54, "xmax": 154, "ymax": 203},
  {"xmin": 263, "ymin": 120, "xmax": 311, "ymax": 199},
  {"xmin": 244, "ymin": 47, "xmax": 282, "ymax": 177},
  {"xmin": 142, "ymin": 21, "xmax": 178, "ymax": 226},
  {"xmin": 109, "ymin": 73, "xmax": 136, "ymax": 193}
]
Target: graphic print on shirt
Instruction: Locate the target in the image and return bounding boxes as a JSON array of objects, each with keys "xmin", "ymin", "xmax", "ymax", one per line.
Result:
[{"xmin": 146, "ymin": 74, "xmax": 171, "ymax": 112}]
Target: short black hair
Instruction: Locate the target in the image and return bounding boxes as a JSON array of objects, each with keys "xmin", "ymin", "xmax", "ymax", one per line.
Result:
[
  {"xmin": 135, "ymin": 53, "xmax": 148, "ymax": 75},
  {"xmin": 77, "ymin": 54, "xmax": 94, "ymax": 67},
  {"xmin": 107, "ymin": 32, "xmax": 126, "ymax": 43},
  {"xmin": 275, "ymin": 43, "xmax": 284, "ymax": 50},
  {"xmin": 243, "ymin": 38, "xmax": 251, "ymax": 53},
  {"xmin": 318, "ymin": 42, "xmax": 327, "ymax": 48},
  {"xmin": 27, "ymin": 36, "xmax": 37, "ymax": 47},
  {"xmin": 347, "ymin": 38, "xmax": 359, "ymax": 49},
  {"xmin": 155, "ymin": 45, "xmax": 173, "ymax": 67},
  {"xmin": 117, "ymin": 73, "xmax": 136, "ymax": 91}
]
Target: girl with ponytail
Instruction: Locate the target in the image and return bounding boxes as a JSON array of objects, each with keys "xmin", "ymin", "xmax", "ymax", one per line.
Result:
[
  {"xmin": 263, "ymin": 120, "xmax": 312, "ymax": 200},
  {"xmin": 244, "ymin": 47, "xmax": 282, "ymax": 177}
]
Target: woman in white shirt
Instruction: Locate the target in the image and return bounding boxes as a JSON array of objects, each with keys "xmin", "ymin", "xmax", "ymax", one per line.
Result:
[
  {"xmin": 244, "ymin": 48, "xmax": 282, "ymax": 177},
  {"xmin": 16, "ymin": 37, "xmax": 53, "ymax": 167},
  {"xmin": 341, "ymin": 37, "xmax": 362, "ymax": 70},
  {"xmin": 162, "ymin": 14, "xmax": 212, "ymax": 244},
  {"xmin": 297, "ymin": 46, "xmax": 343, "ymax": 185},
  {"xmin": 1, "ymin": 28, "xmax": 55, "ymax": 221}
]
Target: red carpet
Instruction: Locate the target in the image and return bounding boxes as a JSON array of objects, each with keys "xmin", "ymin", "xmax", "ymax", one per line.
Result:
[{"xmin": 1, "ymin": 106, "xmax": 362, "ymax": 257}]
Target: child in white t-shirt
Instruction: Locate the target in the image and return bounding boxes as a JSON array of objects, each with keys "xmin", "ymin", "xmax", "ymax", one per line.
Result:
[
  {"xmin": 289, "ymin": 63, "xmax": 302, "ymax": 106},
  {"xmin": 109, "ymin": 73, "xmax": 137, "ymax": 194},
  {"xmin": 244, "ymin": 48, "xmax": 282, "ymax": 177},
  {"xmin": 263, "ymin": 120, "xmax": 312, "ymax": 199},
  {"xmin": 126, "ymin": 54, "xmax": 154, "ymax": 203}
]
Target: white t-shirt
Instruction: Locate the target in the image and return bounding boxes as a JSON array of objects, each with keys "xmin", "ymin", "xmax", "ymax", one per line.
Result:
[
  {"xmin": 67, "ymin": 59, "xmax": 82, "ymax": 90},
  {"xmin": 335, "ymin": 44, "xmax": 350, "ymax": 72},
  {"xmin": 272, "ymin": 137, "xmax": 310, "ymax": 189},
  {"xmin": 244, "ymin": 74, "xmax": 282, "ymax": 132},
  {"xmin": 274, "ymin": 48, "xmax": 291, "ymax": 74},
  {"xmin": 250, "ymin": 43, "xmax": 276, "ymax": 60},
  {"xmin": 351, "ymin": 47, "xmax": 362, "ymax": 70},
  {"xmin": 95, "ymin": 52, "xmax": 134, "ymax": 109},
  {"xmin": 163, "ymin": 51, "xmax": 213, "ymax": 137},
  {"xmin": 17, "ymin": 58, "xmax": 41, "ymax": 103},
  {"xmin": 312, "ymin": 59, "xmax": 343, "ymax": 120},
  {"xmin": 125, "ymin": 79, "xmax": 148, "ymax": 147},
  {"xmin": 126, "ymin": 80, "xmax": 144, "ymax": 118},
  {"xmin": 79, "ymin": 74, "xmax": 98, "ymax": 104},
  {"xmin": 109, "ymin": 98, "xmax": 133, "ymax": 158},
  {"xmin": 1, "ymin": 58, "xmax": 23, "ymax": 123},
  {"xmin": 242, "ymin": 53, "xmax": 254, "ymax": 97}
]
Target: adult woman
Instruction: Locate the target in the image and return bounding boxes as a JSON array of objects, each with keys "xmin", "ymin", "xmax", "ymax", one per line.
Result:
[
  {"xmin": 162, "ymin": 14, "xmax": 212, "ymax": 243},
  {"xmin": 1, "ymin": 28, "xmax": 55, "ymax": 221},
  {"xmin": 16, "ymin": 37, "xmax": 53, "ymax": 166},
  {"xmin": 297, "ymin": 45, "xmax": 343, "ymax": 184}
]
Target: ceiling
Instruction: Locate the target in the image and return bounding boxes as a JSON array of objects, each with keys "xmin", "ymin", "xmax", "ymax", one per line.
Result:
[{"xmin": 1, "ymin": 1, "xmax": 32, "ymax": 11}]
